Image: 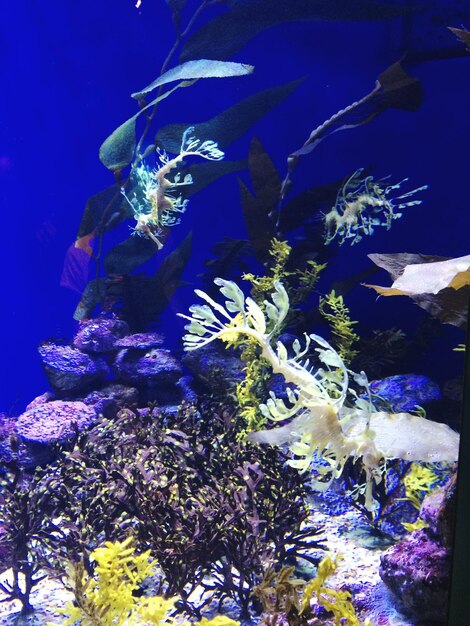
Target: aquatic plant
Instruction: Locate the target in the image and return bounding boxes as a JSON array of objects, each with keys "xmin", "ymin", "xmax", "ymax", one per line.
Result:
[
  {"xmin": 41, "ymin": 402, "xmax": 323, "ymax": 617},
  {"xmin": 180, "ymin": 278, "xmax": 459, "ymax": 511},
  {"xmin": 322, "ymin": 169, "xmax": 427, "ymax": 246},
  {"xmin": 299, "ymin": 555, "xmax": 370, "ymax": 626},
  {"xmin": 229, "ymin": 238, "xmax": 326, "ymax": 435},
  {"xmin": 48, "ymin": 537, "xmax": 241, "ymax": 626},
  {"xmin": 319, "ymin": 290, "xmax": 359, "ymax": 364},
  {"xmin": 254, "ymin": 556, "xmax": 369, "ymax": 626},
  {"xmin": 401, "ymin": 463, "xmax": 442, "ymax": 510},
  {"xmin": 47, "ymin": 537, "xmax": 174, "ymax": 626},
  {"xmin": 0, "ymin": 466, "xmax": 62, "ymax": 614},
  {"xmin": 279, "ymin": 61, "xmax": 424, "ymax": 206}
]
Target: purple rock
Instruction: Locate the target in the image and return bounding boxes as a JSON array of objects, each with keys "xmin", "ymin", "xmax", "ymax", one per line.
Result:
[
  {"xmin": 114, "ymin": 332, "xmax": 165, "ymax": 350},
  {"xmin": 73, "ymin": 316, "xmax": 130, "ymax": 353},
  {"xmin": 16, "ymin": 400, "xmax": 97, "ymax": 444},
  {"xmin": 182, "ymin": 343, "xmax": 244, "ymax": 394},
  {"xmin": 0, "ymin": 414, "xmax": 52, "ymax": 469},
  {"xmin": 369, "ymin": 374, "xmax": 441, "ymax": 412},
  {"xmin": 379, "ymin": 528, "xmax": 451, "ymax": 622},
  {"xmin": 38, "ymin": 342, "xmax": 110, "ymax": 393},
  {"xmin": 420, "ymin": 471, "xmax": 457, "ymax": 550},
  {"xmin": 114, "ymin": 347, "xmax": 182, "ymax": 387},
  {"xmin": 176, "ymin": 376, "xmax": 198, "ymax": 404},
  {"xmin": 84, "ymin": 384, "xmax": 139, "ymax": 417},
  {"xmin": 25, "ymin": 392, "xmax": 55, "ymax": 411}
]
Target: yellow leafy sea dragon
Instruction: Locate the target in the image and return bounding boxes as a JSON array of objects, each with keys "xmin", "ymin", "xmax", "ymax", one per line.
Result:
[
  {"xmin": 179, "ymin": 279, "xmax": 459, "ymax": 511},
  {"xmin": 323, "ymin": 168, "xmax": 427, "ymax": 246},
  {"xmin": 122, "ymin": 127, "xmax": 224, "ymax": 248}
]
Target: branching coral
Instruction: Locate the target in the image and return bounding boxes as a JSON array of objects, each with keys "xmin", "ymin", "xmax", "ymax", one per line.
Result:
[
  {"xmin": 323, "ymin": 168, "xmax": 427, "ymax": 246},
  {"xmin": 179, "ymin": 279, "xmax": 459, "ymax": 511},
  {"xmin": 122, "ymin": 127, "xmax": 224, "ymax": 248}
]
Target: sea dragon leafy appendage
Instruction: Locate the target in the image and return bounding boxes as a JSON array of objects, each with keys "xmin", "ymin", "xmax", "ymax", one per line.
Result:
[{"xmin": 179, "ymin": 279, "xmax": 459, "ymax": 511}]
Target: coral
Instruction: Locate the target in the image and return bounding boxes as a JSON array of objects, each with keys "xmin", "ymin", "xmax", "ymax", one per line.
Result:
[
  {"xmin": 122, "ymin": 127, "xmax": 224, "ymax": 249},
  {"xmin": 323, "ymin": 168, "xmax": 427, "ymax": 246},
  {"xmin": 180, "ymin": 278, "xmax": 459, "ymax": 511},
  {"xmin": 318, "ymin": 290, "xmax": 359, "ymax": 364}
]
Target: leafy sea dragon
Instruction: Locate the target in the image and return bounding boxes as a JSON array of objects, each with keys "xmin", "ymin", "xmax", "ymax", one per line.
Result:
[
  {"xmin": 122, "ymin": 127, "xmax": 224, "ymax": 249},
  {"xmin": 179, "ymin": 279, "xmax": 459, "ymax": 511}
]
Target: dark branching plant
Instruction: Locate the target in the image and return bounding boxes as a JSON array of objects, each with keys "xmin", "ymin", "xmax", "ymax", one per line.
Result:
[
  {"xmin": 40, "ymin": 401, "xmax": 324, "ymax": 618},
  {"xmin": 0, "ymin": 465, "xmax": 65, "ymax": 614}
]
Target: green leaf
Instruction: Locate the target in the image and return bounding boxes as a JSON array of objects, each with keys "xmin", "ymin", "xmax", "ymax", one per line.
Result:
[
  {"xmin": 73, "ymin": 278, "xmax": 107, "ymax": 320},
  {"xmin": 153, "ymin": 231, "xmax": 192, "ymax": 302},
  {"xmin": 239, "ymin": 137, "xmax": 280, "ymax": 264},
  {"xmin": 77, "ymin": 185, "xmax": 126, "ymax": 239},
  {"xmin": 182, "ymin": 159, "xmax": 247, "ymax": 197},
  {"xmin": 98, "ymin": 116, "xmax": 137, "ymax": 172},
  {"xmin": 200, "ymin": 237, "xmax": 252, "ymax": 292},
  {"xmin": 104, "ymin": 235, "xmax": 160, "ymax": 276},
  {"xmin": 131, "ymin": 59, "xmax": 254, "ymax": 100},
  {"xmin": 281, "ymin": 61, "xmax": 423, "ymax": 200},
  {"xmin": 156, "ymin": 78, "xmax": 302, "ymax": 153},
  {"xmin": 181, "ymin": 0, "xmax": 416, "ymax": 61},
  {"xmin": 449, "ymin": 27, "xmax": 470, "ymax": 52},
  {"xmin": 165, "ymin": 0, "xmax": 188, "ymax": 10},
  {"xmin": 98, "ymin": 81, "xmax": 192, "ymax": 171}
]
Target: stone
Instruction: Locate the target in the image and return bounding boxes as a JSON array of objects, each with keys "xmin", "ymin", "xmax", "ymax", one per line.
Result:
[
  {"xmin": 182, "ymin": 343, "xmax": 244, "ymax": 395},
  {"xmin": 84, "ymin": 384, "xmax": 139, "ymax": 417},
  {"xmin": 114, "ymin": 347, "xmax": 182, "ymax": 387},
  {"xmin": 379, "ymin": 528, "xmax": 451, "ymax": 622},
  {"xmin": 15, "ymin": 400, "xmax": 97, "ymax": 444},
  {"xmin": 38, "ymin": 342, "xmax": 110, "ymax": 393},
  {"xmin": 420, "ymin": 471, "xmax": 457, "ymax": 550},
  {"xmin": 114, "ymin": 332, "xmax": 165, "ymax": 350},
  {"xmin": 369, "ymin": 374, "xmax": 441, "ymax": 413},
  {"xmin": 73, "ymin": 316, "xmax": 129, "ymax": 353}
]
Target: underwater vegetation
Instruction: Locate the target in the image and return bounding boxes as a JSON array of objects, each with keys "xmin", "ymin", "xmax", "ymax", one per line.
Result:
[
  {"xmin": 253, "ymin": 557, "xmax": 370, "ymax": 626},
  {"xmin": 3, "ymin": 1, "xmax": 470, "ymax": 625},
  {"xmin": 180, "ymin": 279, "xmax": 459, "ymax": 512},
  {"xmin": 47, "ymin": 537, "xmax": 240, "ymax": 626}
]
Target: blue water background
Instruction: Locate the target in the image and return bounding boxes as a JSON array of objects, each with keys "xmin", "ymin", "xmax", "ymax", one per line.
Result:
[{"xmin": 1, "ymin": 0, "xmax": 469, "ymax": 413}]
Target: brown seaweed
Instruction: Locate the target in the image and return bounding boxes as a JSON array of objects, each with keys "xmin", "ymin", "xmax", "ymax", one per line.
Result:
[
  {"xmin": 180, "ymin": 0, "xmax": 416, "ymax": 62},
  {"xmin": 280, "ymin": 61, "xmax": 423, "ymax": 202}
]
